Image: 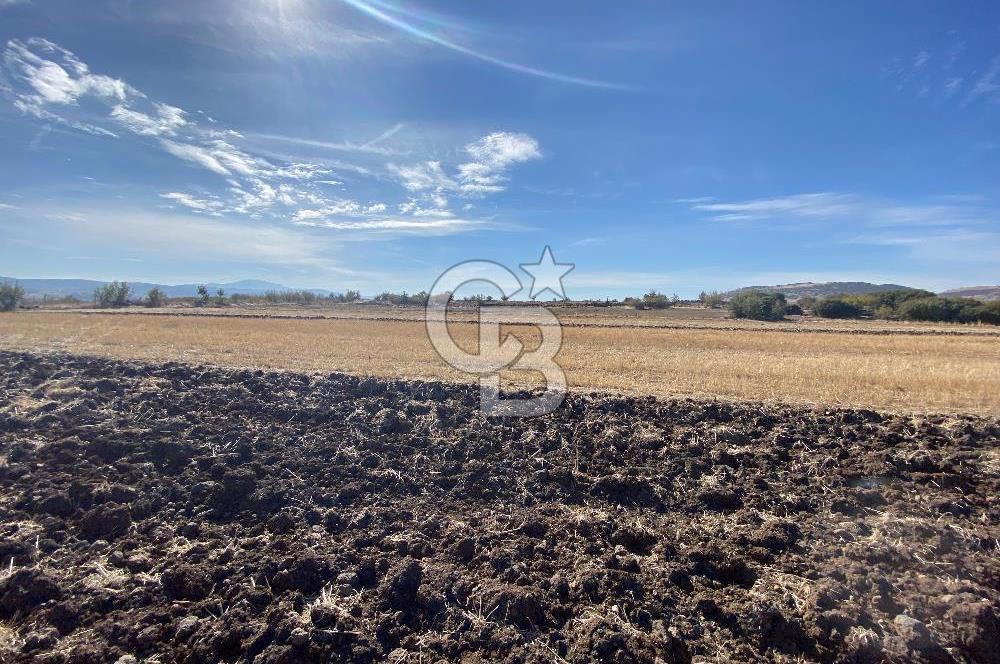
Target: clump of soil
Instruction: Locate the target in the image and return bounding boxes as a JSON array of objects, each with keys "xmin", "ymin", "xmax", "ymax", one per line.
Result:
[{"xmin": 0, "ymin": 350, "xmax": 998, "ymax": 663}]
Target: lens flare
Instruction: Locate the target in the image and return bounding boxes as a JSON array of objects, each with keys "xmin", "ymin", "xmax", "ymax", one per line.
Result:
[{"xmin": 338, "ymin": 0, "xmax": 637, "ymax": 90}]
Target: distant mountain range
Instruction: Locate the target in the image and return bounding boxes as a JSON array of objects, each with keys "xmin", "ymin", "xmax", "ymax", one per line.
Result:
[
  {"xmin": 726, "ymin": 281, "xmax": 919, "ymax": 300},
  {"xmin": 938, "ymin": 285, "xmax": 1000, "ymax": 301},
  {"xmin": 0, "ymin": 277, "xmax": 330, "ymax": 299}
]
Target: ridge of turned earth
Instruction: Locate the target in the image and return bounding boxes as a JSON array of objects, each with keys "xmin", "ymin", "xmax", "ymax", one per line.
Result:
[{"xmin": 0, "ymin": 350, "xmax": 998, "ymax": 663}]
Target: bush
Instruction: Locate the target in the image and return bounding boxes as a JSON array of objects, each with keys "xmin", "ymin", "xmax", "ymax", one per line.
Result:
[
  {"xmin": 627, "ymin": 290, "xmax": 673, "ymax": 310},
  {"xmin": 977, "ymin": 300, "xmax": 1000, "ymax": 325},
  {"xmin": 795, "ymin": 296, "xmax": 816, "ymax": 312},
  {"xmin": 836, "ymin": 289, "xmax": 935, "ymax": 318},
  {"xmin": 0, "ymin": 282, "xmax": 25, "ymax": 312},
  {"xmin": 145, "ymin": 287, "xmax": 166, "ymax": 308},
  {"xmin": 699, "ymin": 290, "xmax": 725, "ymax": 308},
  {"xmin": 328, "ymin": 290, "xmax": 362, "ymax": 303},
  {"xmin": 728, "ymin": 291, "xmax": 786, "ymax": 321},
  {"xmin": 784, "ymin": 303, "xmax": 804, "ymax": 316},
  {"xmin": 374, "ymin": 291, "xmax": 429, "ymax": 306},
  {"xmin": 94, "ymin": 281, "xmax": 132, "ymax": 308},
  {"xmin": 895, "ymin": 296, "xmax": 981, "ymax": 323},
  {"xmin": 195, "ymin": 285, "xmax": 210, "ymax": 307},
  {"xmin": 813, "ymin": 298, "xmax": 865, "ymax": 319}
]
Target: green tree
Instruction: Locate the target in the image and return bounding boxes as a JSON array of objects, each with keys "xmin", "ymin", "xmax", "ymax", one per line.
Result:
[
  {"xmin": 94, "ymin": 281, "xmax": 132, "ymax": 308},
  {"xmin": 195, "ymin": 284, "xmax": 210, "ymax": 307},
  {"xmin": 895, "ymin": 296, "xmax": 981, "ymax": 323},
  {"xmin": 728, "ymin": 290, "xmax": 786, "ymax": 321},
  {"xmin": 699, "ymin": 290, "xmax": 725, "ymax": 308},
  {"xmin": 632, "ymin": 290, "xmax": 671, "ymax": 309},
  {"xmin": 0, "ymin": 282, "xmax": 25, "ymax": 312},
  {"xmin": 813, "ymin": 297, "xmax": 865, "ymax": 319},
  {"xmin": 145, "ymin": 287, "xmax": 166, "ymax": 308},
  {"xmin": 976, "ymin": 300, "xmax": 1000, "ymax": 325}
]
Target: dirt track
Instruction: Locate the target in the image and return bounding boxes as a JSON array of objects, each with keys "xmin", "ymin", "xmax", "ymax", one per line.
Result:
[{"xmin": 1, "ymin": 351, "xmax": 999, "ymax": 663}]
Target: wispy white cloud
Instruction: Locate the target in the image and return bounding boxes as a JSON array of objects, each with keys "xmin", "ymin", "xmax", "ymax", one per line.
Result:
[
  {"xmin": 882, "ymin": 38, "xmax": 1000, "ymax": 105},
  {"xmin": 251, "ymin": 131, "xmax": 409, "ymax": 156},
  {"xmin": 389, "ymin": 131, "xmax": 541, "ymax": 203},
  {"xmin": 292, "ymin": 200, "xmax": 388, "ymax": 222},
  {"xmin": 111, "ymin": 103, "xmax": 186, "ymax": 137},
  {"xmin": 965, "ymin": 55, "xmax": 1000, "ymax": 106},
  {"xmin": 849, "ymin": 229, "xmax": 1000, "ymax": 263},
  {"xmin": 1, "ymin": 38, "xmax": 536, "ymax": 237},
  {"xmin": 692, "ymin": 192, "xmax": 854, "ymax": 221},
  {"xmin": 687, "ymin": 191, "xmax": 1000, "ymax": 265},
  {"xmin": 457, "ymin": 132, "xmax": 541, "ymax": 196},
  {"xmin": 294, "ymin": 217, "xmax": 489, "ymax": 234},
  {"xmin": 160, "ymin": 192, "xmax": 226, "ymax": 215},
  {"xmin": 159, "ymin": 140, "xmax": 232, "ymax": 176},
  {"xmin": 3, "ymin": 204, "xmax": 353, "ymax": 273},
  {"xmin": 569, "ymin": 236, "xmax": 607, "ymax": 247},
  {"xmin": 690, "ymin": 192, "xmax": 995, "ymax": 227},
  {"xmin": 361, "ymin": 122, "xmax": 406, "ymax": 149}
]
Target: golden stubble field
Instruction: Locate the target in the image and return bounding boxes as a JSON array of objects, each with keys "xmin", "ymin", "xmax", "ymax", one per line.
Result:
[{"xmin": 1, "ymin": 310, "xmax": 998, "ymax": 414}]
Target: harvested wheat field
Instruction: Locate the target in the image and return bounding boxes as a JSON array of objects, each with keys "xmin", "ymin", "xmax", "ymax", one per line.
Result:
[
  {"xmin": 0, "ymin": 351, "xmax": 999, "ymax": 663},
  {"xmin": 0, "ymin": 312, "xmax": 998, "ymax": 414}
]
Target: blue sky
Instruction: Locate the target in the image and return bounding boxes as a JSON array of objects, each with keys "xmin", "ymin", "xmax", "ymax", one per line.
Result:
[{"xmin": 0, "ymin": 0, "xmax": 998, "ymax": 298}]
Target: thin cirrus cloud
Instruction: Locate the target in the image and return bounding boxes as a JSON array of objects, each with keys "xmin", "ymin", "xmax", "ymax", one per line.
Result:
[
  {"xmin": 0, "ymin": 37, "xmax": 538, "ymax": 235},
  {"xmin": 882, "ymin": 35, "xmax": 1000, "ymax": 106},
  {"xmin": 338, "ymin": 0, "xmax": 637, "ymax": 90},
  {"xmin": 686, "ymin": 192, "xmax": 1000, "ymax": 261},
  {"xmin": 251, "ymin": 125, "xmax": 411, "ymax": 157},
  {"xmin": 688, "ymin": 192, "xmax": 996, "ymax": 227}
]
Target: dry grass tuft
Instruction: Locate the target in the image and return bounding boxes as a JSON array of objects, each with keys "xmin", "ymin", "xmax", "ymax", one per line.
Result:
[{"xmin": 0, "ymin": 621, "xmax": 23, "ymax": 656}]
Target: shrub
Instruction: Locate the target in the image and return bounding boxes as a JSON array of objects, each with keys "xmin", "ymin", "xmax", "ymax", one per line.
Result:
[
  {"xmin": 145, "ymin": 287, "xmax": 166, "ymax": 308},
  {"xmin": 328, "ymin": 290, "xmax": 362, "ymax": 303},
  {"xmin": 728, "ymin": 291, "xmax": 786, "ymax": 321},
  {"xmin": 215, "ymin": 288, "xmax": 226, "ymax": 307},
  {"xmin": 195, "ymin": 285, "xmax": 210, "ymax": 307},
  {"xmin": 895, "ymin": 296, "xmax": 981, "ymax": 323},
  {"xmin": 627, "ymin": 290, "xmax": 672, "ymax": 310},
  {"xmin": 813, "ymin": 298, "xmax": 865, "ymax": 319},
  {"xmin": 374, "ymin": 291, "xmax": 429, "ymax": 306},
  {"xmin": 699, "ymin": 290, "xmax": 725, "ymax": 308},
  {"xmin": 796, "ymin": 296, "xmax": 817, "ymax": 312},
  {"xmin": 0, "ymin": 282, "xmax": 25, "ymax": 312},
  {"xmin": 643, "ymin": 290, "xmax": 673, "ymax": 309},
  {"xmin": 836, "ymin": 289, "xmax": 935, "ymax": 318},
  {"xmin": 784, "ymin": 303, "xmax": 804, "ymax": 316},
  {"xmin": 94, "ymin": 281, "xmax": 132, "ymax": 308},
  {"xmin": 977, "ymin": 300, "xmax": 1000, "ymax": 325},
  {"xmin": 259, "ymin": 290, "xmax": 317, "ymax": 304}
]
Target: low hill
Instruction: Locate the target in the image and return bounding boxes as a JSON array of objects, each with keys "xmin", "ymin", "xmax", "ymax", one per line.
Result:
[
  {"xmin": 726, "ymin": 281, "xmax": 917, "ymax": 300},
  {"xmin": 938, "ymin": 285, "xmax": 1000, "ymax": 301},
  {"xmin": 0, "ymin": 276, "xmax": 330, "ymax": 299}
]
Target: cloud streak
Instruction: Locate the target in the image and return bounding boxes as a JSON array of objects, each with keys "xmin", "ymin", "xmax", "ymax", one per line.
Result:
[
  {"xmin": 689, "ymin": 192, "xmax": 995, "ymax": 227},
  {"xmin": 339, "ymin": 0, "xmax": 636, "ymax": 90}
]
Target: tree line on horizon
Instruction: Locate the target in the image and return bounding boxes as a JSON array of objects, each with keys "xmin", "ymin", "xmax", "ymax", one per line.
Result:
[{"xmin": 2, "ymin": 279, "xmax": 998, "ymax": 325}]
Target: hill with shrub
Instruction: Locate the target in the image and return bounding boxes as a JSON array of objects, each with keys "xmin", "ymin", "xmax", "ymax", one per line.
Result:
[{"xmin": 726, "ymin": 281, "xmax": 917, "ymax": 300}]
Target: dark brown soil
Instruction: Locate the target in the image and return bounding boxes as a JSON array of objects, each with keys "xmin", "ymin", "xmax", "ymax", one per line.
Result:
[{"xmin": 0, "ymin": 350, "xmax": 997, "ymax": 663}]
